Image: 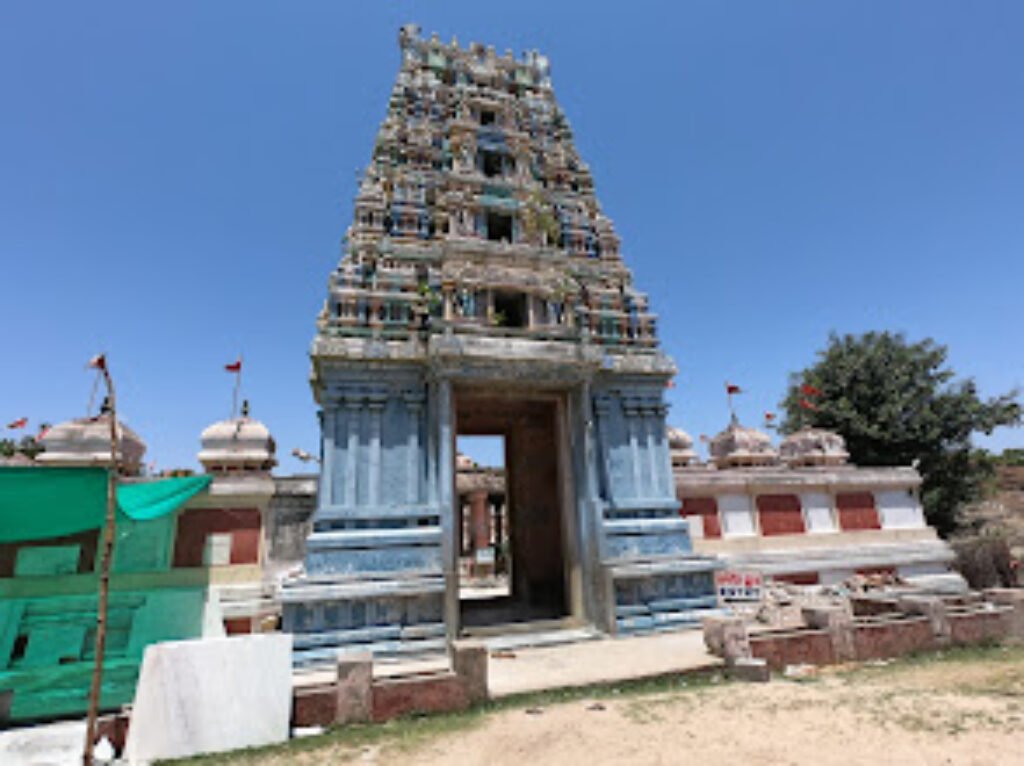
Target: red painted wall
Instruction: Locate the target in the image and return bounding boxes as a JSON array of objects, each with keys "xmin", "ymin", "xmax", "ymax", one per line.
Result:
[
  {"xmin": 173, "ymin": 507, "xmax": 260, "ymax": 567},
  {"xmin": 224, "ymin": 618, "xmax": 252, "ymax": 635},
  {"xmin": 774, "ymin": 572, "xmax": 820, "ymax": 586},
  {"xmin": 756, "ymin": 494, "xmax": 805, "ymax": 536},
  {"xmin": 836, "ymin": 492, "xmax": 881, "ymax": 531},
  {"xmin": 0, "ymin": 529, "xmax": 98, "ymax": 578},
  {"xmin": 680, "ymin": 497, "xmax": 721, "ymax": 538}
]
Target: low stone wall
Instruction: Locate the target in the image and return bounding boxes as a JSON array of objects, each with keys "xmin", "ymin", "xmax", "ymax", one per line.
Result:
[
  {"xmin": 852, "ymin": 616, "xmax": 934, "ymax": 661},
  {"xmin": 749, "ymin": 628, "xmax": 835, "ymax": 670},
  {"xmin": 292, "ymin": 641, "xmax": 488, "ymax": 728},
  {"xmin": 708, "ymin": 588, "xmax": 1024, "ymax": 672},
  {"xmin": 948, "ymin": 608, "xmax": 1013, "ymax": 645}
]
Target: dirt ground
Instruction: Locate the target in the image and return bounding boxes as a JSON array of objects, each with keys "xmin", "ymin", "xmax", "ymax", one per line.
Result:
[{"xmin": 238, "ymin": 645, "xmax": 1024, "ymax": 766}]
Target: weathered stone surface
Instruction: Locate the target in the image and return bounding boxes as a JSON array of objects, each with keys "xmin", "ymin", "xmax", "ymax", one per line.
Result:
[
  {"xmin": 984, "ymin": 588, "xmax": 1024, "ymax": 639},
  {"xmin": 124, "ymin": 635, "xmax": 291, "ymax": 764},
  {"xmin": 452, "ymin": 641, "xmax": 489, "ymax": 704},
  {"xmin": 702, "ymin": 615, "xmax": 750, "ymax": 663},
  {"xmin": 802, "ymin": 605, "xmax": 856, "ymax": 662},
  {"xmin": 336, "ymin": 652, "xmax": 373, "ymax": 723},
  {"xmin": 371, "ymin": 672, "xmax": 469, "ymax": 723},
  {"xmin": 730, "ymin": 657, "xmax": 770, "ymax": 683},
  {"xmin": 293, "ymin": 685, "xmax": 337, "ymax": 728},
  {"xmin": 897, "ymin": 595, "xmax": 951, "ymax": 645}
]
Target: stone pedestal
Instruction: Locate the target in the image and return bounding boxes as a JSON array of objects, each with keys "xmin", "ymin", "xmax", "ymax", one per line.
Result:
[
  {"xmin": 802, "ymin": 605, "xmax": 856, "ymax": 662},
  {"xmin": 336, "ymin": 652, "xmax": 373, "ymax": 723},
  {"xmin": 703, "ymin": 615, "xmax": 751, "ymax": 663}
]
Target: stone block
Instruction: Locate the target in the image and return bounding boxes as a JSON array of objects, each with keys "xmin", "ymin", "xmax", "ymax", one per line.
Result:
[
  {"xmin": 852, "ymin": 617, "xmax": 935, "ymax": 661},
  {"xmin": 336, "ymin": 651, "xmax": 373, "ymax": 723},
  {"xmin": 702, "ymin": 615, "xmax": 750, "ymax": 663},
  {"xmin": 750, "ymin": 629, "xmax": 835, "ymax": 670},
  {"xmin": 292, "ymin": 686, "xmax": 337, "ymax": 728},
  {"xmin": 371, "ymin": 672, "xmax": 469, "ymax": 723},
  {"xmin": 452, "ymin": 641, "xmax": 489, "ymax": 704},
  {"xmin": 948, "ymin": 609, "xmax": 1012, "ymax": 645},
  {"xmin": 802, "ymin": 606, "xmax": 856, "ymax": 662},
  {"xmin": 729, "ymin": 657, "xmax": 770, "ymax": 683},
  {"xmin": 897, "ymin": 595, "xmax": 951, "ymax": 645},
  {"xmin": 984, "ymin": 589, "xmax": 1024, "ymax": 639},
  {"xmin": 124, "ymin": 634, "xmax": 292, "ymax": 764}
]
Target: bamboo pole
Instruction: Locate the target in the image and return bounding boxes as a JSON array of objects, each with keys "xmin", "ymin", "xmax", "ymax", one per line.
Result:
[{"xmin": 82, "ymin": 359, "xmax": 118, "ymax": 765}]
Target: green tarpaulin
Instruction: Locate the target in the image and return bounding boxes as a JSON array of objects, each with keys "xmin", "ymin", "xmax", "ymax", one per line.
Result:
[{"xmin": 0, "ymin": 466, "xmax": 211, "ymax": 543}]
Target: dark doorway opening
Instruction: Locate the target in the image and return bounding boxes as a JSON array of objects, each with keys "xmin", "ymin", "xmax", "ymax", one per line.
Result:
[
  {"xmin": 455, "ymin": 393, "xmax": 570, "ymax": 631},
  {"xmin": 486, "ymin": 211, "xmax": 513, "ymax": 242},
  {"xmin": 493, "ymin": 291, "xmax": 527, "ymax": 328},
  {"xmin": 481, "ymin": 150, "xmax": 503, "ymax": 178}
]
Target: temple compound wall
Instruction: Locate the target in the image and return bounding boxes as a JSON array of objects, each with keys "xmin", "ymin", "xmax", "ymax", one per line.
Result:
[
  {"xmin": 280, "ymin": 25, "xmax": 720, "ymax": 666},
  {"xmin": 669, "ymin": 424, "xmax": 964, "ymax": 592}
]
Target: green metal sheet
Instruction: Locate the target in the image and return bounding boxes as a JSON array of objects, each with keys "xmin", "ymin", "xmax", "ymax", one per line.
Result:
[{"xmin": 0, "ymin": 467, "xmax": 210, "ymax": 543}]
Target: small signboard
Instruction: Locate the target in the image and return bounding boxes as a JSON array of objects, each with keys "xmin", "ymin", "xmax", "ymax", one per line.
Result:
[
  {"xmin": 715, "ymin": 570, "xmax": 764, "ymax": 602},
  {"xmin": 475, "ymin": 547, "xmax": 495, "ymax": 565}
]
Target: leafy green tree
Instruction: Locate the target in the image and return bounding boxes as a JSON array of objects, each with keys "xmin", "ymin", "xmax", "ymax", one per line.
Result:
[
  {"xmin": 0, "ymin": 435, "xmax": 45, "ymax": 459},
  {"xmin": 781, "ymin": 332, "xmax": 1021, "ymax": 536}
]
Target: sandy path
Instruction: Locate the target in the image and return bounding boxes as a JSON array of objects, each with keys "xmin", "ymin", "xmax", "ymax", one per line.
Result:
[{"xmin": 257, "ymin": 650, "xmax": 1024, "ymax": 766}]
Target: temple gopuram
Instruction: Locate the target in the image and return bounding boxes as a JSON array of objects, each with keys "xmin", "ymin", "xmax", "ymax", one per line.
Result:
[{"xmin": 279, "ymin": 25, "xmax": 721, "ymax": 665}]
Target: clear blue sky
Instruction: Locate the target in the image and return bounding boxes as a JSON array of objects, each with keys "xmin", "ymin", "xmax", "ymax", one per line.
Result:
[{"xmin": 2, "ymin": 2, "xmax": 1021, "ymax": 473}]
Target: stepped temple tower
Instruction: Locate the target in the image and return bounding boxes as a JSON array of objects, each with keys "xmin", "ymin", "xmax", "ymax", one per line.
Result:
[{"xmin": 281, "ymin": 25, "xmax": 720, "ymax": 664}]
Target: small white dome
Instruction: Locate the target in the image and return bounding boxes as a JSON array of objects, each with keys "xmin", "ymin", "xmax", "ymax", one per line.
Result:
[
  {"xmin": 710, "ymin": 419, "xmax": 777, "ymax": 468},
  {"xmin": 455, "ymin": 453, "xmax": 476, "ymax": 471},
  {"xmin": 666, "ymin": 426, "xmax": 697, "ymax": 468},
  {"xmin": 780, "ymin": 427, "xmax": 849, "ymax": 467},
  {"xmin": 198, "ymin": 404, "xmax": 276, "ymax": 473},
  {"xmin": 36, "ymin": 410, "xmax": 146, "ymax": 474}
]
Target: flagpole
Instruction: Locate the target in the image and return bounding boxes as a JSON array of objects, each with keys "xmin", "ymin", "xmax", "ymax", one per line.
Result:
[
  {"xmin": 83, "ymin": 357, "xmax": 118, "ymax": 766},
  {"xmin": 231, "ymin": 355, "xmax": 243, "ymax": 419}
]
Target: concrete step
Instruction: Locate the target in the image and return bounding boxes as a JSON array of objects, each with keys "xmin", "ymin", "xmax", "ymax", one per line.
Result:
[{"xmin": 475, "ymin": 626, "xmax": 603, "ymax": 652}]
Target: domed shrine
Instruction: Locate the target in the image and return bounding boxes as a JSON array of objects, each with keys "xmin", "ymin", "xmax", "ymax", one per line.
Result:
[
  {"xmin": 708, "ymin": 418, "xmax": 777, "ymax": 468},
  {"xmin": 667, "ymin": 427, "xmax": 697, "ymax": 469},
  {"xmin": 198, "ymin": 402, "xmax": 278, "ymax": 473},
  {"xmin": 779, "ymin": 427, "xmax": 850, "ymax": 467},
  {"xmin": 36, "ymin": 400, "xmax": 147, "ymax": 475}
]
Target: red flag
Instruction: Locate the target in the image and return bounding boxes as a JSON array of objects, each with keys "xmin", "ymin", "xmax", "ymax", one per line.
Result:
[
  {"xmin": 35, "ymin": 425, "xmax": 50, "ymax": 442},
  {"xmin": 225, "ymin": 359, "xmax": 242, "ymax": 373},
  {"xmin": 87, "ymin": 353, "xmax": 106, "ymax": 370},
  {"xmin": 799, "ymin": 398, "xmax": 819, "ymax": 411},
  {"xmin": 801, "ymin": 383, "xmax": 822, "ymax": 397},
  {"xmin": 764, "ymin": 411, "xmax": 776, "ymax": 421},
  {"xmin": 7, "ymin": 417, "xmax": 27, "ymax": 429},
  {"xmin": 726, "ymin": 383, "xmax": 742, "ymax": 395},
  {"xmin": 699, "ymin": 434, "xmax": 710, "ymax": 443},
  {"xmin": 665, "ymin": 379, "xmax": 676, "ymax": 389}
]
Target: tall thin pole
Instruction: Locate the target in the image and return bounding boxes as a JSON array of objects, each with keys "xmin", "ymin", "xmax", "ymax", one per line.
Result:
[
  {"xmin": 83, "ymin": 359, "xmax": 118, "ymax": 766},
  {"xmin": 231, "ymin": 355, "xmax": 243, "ymax": 419}
]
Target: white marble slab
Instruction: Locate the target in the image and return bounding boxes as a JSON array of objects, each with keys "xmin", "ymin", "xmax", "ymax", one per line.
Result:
[{"xmin": 125, "ymin": 634, "xmax": 292, "ymax": 764}]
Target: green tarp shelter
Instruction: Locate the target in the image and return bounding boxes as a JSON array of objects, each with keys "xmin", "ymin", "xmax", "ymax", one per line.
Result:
[{"xmin": 0, "ymin": 466, "xmax": 211, "ymax": 543}]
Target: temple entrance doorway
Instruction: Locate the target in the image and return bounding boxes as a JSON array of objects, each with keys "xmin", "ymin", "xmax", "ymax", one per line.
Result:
[{"xmin": 454, "ymin": 390, "xmax": 577, "ymax": 633}]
